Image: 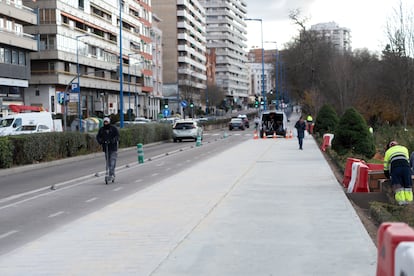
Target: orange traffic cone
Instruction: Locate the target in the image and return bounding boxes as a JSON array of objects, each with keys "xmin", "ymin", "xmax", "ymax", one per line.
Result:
[
  {"xmin": 273, "ymin": 132, "xmax": 277, "ymax": 139},
  {"xmin": 289, "ymin": 130, "xmax": 293, "ymax": 139},
  {"xmin": 253, "ymin": 131, "xmax": 259, "ymax": 140},
  {"xmin": 262, "ymin": 133, "xmax": 267, "ymax": 139}
]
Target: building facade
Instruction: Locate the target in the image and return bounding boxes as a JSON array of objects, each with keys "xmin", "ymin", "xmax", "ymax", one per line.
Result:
[
  {"xmin": 0, "ymin": 0, "xmax": 38, "ymax": 116},
  {"xmin": 22, "ymin": 0, "xmax": 154, "ymax": 126},
  {"xmin": 152, "ymin": 0, "xmax": 207, "ymax": 116},
  {"xmin": 310, "ymin": 22, "xmax": 352, "ymax": 53},
  {"xmin": 200, "ymin": 0, "xmax": 249, "ymax": 108}
]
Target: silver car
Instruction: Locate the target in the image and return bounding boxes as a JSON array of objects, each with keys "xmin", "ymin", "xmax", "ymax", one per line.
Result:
[{"xmin": 172, "ymin": 119, "xmax": 203, "ymax": 142}]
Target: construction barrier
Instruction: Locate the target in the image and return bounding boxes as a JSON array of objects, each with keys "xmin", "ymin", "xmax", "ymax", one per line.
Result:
[
  {"xmin": 347, "ymin": 161, "xmax": 363, "ymax": 193},
  {"xmin": 321, "ymin": 133, "xmax": 334, "ymax": 151},
  {"xmin": 395, "ymin": 241, "xmax": 414, "ymax": 276},
  {"xmin": 353, "ymin": 163, "xmax": 369, "ymax": 192},
  {"xmin": 377, "ymin": 222, "xmax": 414, "ymax": 276},
  {"xmin": 343, "ymin": 158, "xmax": 361, "ymax": 188}
]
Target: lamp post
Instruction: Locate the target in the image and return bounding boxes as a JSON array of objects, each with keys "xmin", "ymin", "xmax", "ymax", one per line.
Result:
[
  {"xmin": 245, "ymin": 18, "xmax": 266, "ymax": 110},
  {"xmin": 119, "ymin": 0, "xmax": 124, "ymax": 128},
  {"xmin": 76, "ymin": 34, "xmax": 89, "ymax": 132}
]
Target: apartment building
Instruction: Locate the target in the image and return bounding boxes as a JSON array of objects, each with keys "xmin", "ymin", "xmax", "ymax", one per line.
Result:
[
  {"xmin": 152, "ymin": 0, "xmax": 207, "ymax": 116},
  {"xmin": 22, "ymin": 0, "xmax": 154, "ymax": 123},
  {"xmin": 310, "ymin": 22, "xmax": 352, "ymax": 53},
  {"xmin": 150, "ymin": 13, "xmax": 163, "ymax": 120},
  {"xmin": 200, "ymin": 0, "xmax": 249, "ymax": 108},
  {"xmin": 0, "ymin": 0, "xmax": 38, "ymax": 115}
]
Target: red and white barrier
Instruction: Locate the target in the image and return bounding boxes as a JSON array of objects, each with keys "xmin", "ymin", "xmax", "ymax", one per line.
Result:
[
  {"xmin": 343, "ymin": 158, "xmax": 361, "ymax": 188},
  {"xmin": 377, "ymin": 222, "xmax": 414, "ymax": 276},
  {"xmin": 321, "ymin": 133, "xmax": 334, "ymax": 152},
  {"xmin": 347, "ymin": 161, "xmax": 362, "ymax": 193}
]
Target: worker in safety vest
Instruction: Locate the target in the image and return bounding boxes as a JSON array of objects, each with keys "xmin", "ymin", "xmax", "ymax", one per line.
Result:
[
  {"xmin": 383, "ymin": 140, "xmax": 413, "ymax": 205},
  {"xmin": 306, "ymin": 114, "xmax": 314, "ymax": 134}
]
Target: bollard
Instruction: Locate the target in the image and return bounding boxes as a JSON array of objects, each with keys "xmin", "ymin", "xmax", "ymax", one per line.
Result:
[
  {"xmin": 223, "ymin": 131, "xmax": 228, "ymax": 138},
  {"xmin": 196, "ymin": 135, "xmax": 202, "ymax": 147},
  {"xmin": 137, "ymin": 143, "xmax": 144, "ymax": 164}
]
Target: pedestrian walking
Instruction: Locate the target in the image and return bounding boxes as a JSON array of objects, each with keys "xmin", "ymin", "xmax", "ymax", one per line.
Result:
[
  {"xmin": 306, "ymin": 114, "xmax": 314, "ymax": 134},
  {"xmin": 294, "ymin": 116, "xmax": 306, "ymax": 150},
  {"xmin": 96, "ymin": 117, "xmax": 120, "ymax": 182},
  {"xmin": 384, "ymin": 141, "xmax": 413, "ymax": 205}
]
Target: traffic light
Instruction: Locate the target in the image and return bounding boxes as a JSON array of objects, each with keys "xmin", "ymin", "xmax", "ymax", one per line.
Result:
[
  {"xmin": 254, "ymin": 95, "xmax": 259, "ymax": 108},
  {"xmin": 190, "ymin": 102, "xmax": 194, "ymax": 108},
  {"xmin": 163, "ymin": 99, "xmax": 169, "ymax": 109}
]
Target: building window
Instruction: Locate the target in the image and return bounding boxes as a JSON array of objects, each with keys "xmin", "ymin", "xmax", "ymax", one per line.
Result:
[
  {"xmin": 4, "ymin": 49, "xmax": 11, "ymax": 64},
  {"xmin": 12, "ymin": 50, "xmax": 18, "ymax": 64},
  {"xmin": 35, "ymin": 89, "xmax": 40, "ymax": 96},
  {"xmin": 78, "ymin": 0, "xmax": 84, "ymax": 9},
  {"xmin": 18, "ymin": 51, "xmax": 25, "ymax": 65}
]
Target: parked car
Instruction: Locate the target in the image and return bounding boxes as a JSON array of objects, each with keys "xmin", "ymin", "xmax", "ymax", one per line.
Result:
[
  {"xmin": 237, "ymin": 114, "xmax": 249, "ymax": 128},
  {"xmin": 11, "ymin": 124, "xmax": 52, "ymax": 135},
  {"xmin": 259, "ymin": 110, "xmax": 288, "ymax": 138},
  {"xmin": 133, "ymin": 117, "xmax": 151, "ymax": 124},
  {"xmin": 172, "ymin": 119, "xmax": 203, "ymax": 142},
  {"xmin": 229, "ymin": 118, "xmax": 245, "ymax": 131}
]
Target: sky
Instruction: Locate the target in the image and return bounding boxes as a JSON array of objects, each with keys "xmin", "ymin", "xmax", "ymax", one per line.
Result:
[{"xmin": 245, "ymin": 0, "xmax": 412, "ymax": 54}]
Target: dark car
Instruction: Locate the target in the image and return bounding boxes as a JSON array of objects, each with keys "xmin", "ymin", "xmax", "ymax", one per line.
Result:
[{"xmin": 229, "ymin": 118, "xmax": 245, "ymax": 131}]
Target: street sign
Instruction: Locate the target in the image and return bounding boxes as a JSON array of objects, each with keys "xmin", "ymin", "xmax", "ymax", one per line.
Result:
[
  {"xmin": 163, "ymin": 109, "xmax": 170, "ymax": 117},
  {"xmin": 181, "ymin": 100, "xmax": 188, "ymax": 108},
  {"xmin": 70, "ymin": 93, "xmax": 79, "ymax": 101},
  {"xmin": 71, "ymin": 82, "xmax": 80, "ymax": 93}
]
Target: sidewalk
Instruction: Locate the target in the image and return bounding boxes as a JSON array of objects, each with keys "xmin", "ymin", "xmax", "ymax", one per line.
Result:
[{"xmin": 0, "ymin": 117, "xmax": 377, "ymax": 275}]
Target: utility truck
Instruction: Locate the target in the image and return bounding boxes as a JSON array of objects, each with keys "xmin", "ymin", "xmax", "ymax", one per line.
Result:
[{"xmin": 0, "ymin": 106, "xmax": 57, "ymax": 136}]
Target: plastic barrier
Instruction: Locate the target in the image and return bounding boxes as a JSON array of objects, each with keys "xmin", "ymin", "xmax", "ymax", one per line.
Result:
[
  {"xmin": 321, "ymin": 133, "xmax": 334, "ymax": 152},
  {"xmin": 347, "ymin": 162, "xmax": 362, "ymax": 193},
  {"xmin": 353, "ymin": 163, "xmax": 370, "ymax": 192},
  {"xmin": 343, "ymin": 158, "xmax": 361, "ymax": 188},
  {"xmin": 376, "ymin": 222, "xmax": 414, "ymax": 276},
  {"xmin": 367, "ymin": 163, "xmax": 384, "ymax": 171},
  {"xmin": 395, "ymin": 241, "xmax": 414, "ymax": 276}
]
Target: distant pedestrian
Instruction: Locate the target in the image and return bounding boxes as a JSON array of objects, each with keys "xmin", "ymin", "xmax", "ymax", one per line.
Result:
[
  {"xmin": 384, "ymin": 141, "xmax": 413, "ymax": 205},
  {"xmin": 294, "ymin": 116, "xmax": 306, "ymax": 150},
  {"xmin": 96, "ymin": 117, "xmax": 120, "ymax": 181},
  {"xmin": 306, "ymin": 114, "xmax": 314, "ymax": 134}
]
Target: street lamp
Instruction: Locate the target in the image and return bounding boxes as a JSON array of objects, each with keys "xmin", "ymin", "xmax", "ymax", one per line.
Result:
[
  {"xmin": 76, "ymin": 34, "xmax": 89, "ymax": 132},
  {"xmin": 245, "ymin": 18, "xmax": 266, "ymax": 111}
]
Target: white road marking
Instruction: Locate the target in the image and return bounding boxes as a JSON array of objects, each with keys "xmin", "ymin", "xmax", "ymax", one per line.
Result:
[
  {"xmin": 113, "ymin": 187, "xmax": 122, "ymax": 192},
  {"xmin": 135, "ymin": 179, "xmax": 143, "ymax": 183},
  {"xmin": 48, "ymin": 211, "xmax": 65, "ymax": 218},
  {"xmin": 151, "ymin": 173, "xmax": 159, "ymax": 177},
  {"xmin": 0, "ymin": 230, "xmax": 18, "ymax": 240},
  {"xmin": 85, "ymin": 197, "xmax": 98, "ymax": 203}
]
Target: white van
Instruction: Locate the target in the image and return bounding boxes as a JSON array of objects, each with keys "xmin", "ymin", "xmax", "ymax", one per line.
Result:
[
  {"xmin": 259, "ymin": 110, "xmax": 288, "ymax": 138},
  {"xmin": 0, "ymin": 112, "xmax": 56, "ymax": 136}
]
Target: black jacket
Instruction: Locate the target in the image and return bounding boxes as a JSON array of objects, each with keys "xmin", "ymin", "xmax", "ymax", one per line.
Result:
[{"xmin": 96, "ymin": 124, "xmax": 119, "ymax": 152}]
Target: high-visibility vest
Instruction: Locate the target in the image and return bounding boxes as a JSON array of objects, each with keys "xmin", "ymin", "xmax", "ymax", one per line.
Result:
[{"xmin": 384, "ymin": 145, "xmax": 409, "ymax": 171}]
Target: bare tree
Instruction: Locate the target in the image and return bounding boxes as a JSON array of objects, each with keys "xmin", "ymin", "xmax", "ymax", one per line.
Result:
[{"xmin": 384, "ymin": 0, "xmax": 414, "ymax": 128}]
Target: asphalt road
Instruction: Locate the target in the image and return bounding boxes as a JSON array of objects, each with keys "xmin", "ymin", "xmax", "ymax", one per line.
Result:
[{"xmin": 0, "ymin": 128, "xmax": 252, "ymax": 256}]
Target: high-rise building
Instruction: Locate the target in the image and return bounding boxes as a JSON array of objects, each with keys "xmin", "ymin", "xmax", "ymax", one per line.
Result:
[
  {"xmin": 152, "ymin": 0, "xmax": 207, "ymax": 116},
  {"xmin": 310, "ymin": 22, "xmax": 352, "ymax": 52},
  {"xmin": 200, "ymin": 0, "xmax": 249, "ymax": 107},
  {"xmin": 0, "ymin": 0, "xmax": 38, "ymax": 115},
  {"xmin": 151, "ymin": 13, "xmax": 163, "ymax": 120},
  {"xmin": 22, "ymin": 0, "xmax": 154, "ymax": 123}
]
